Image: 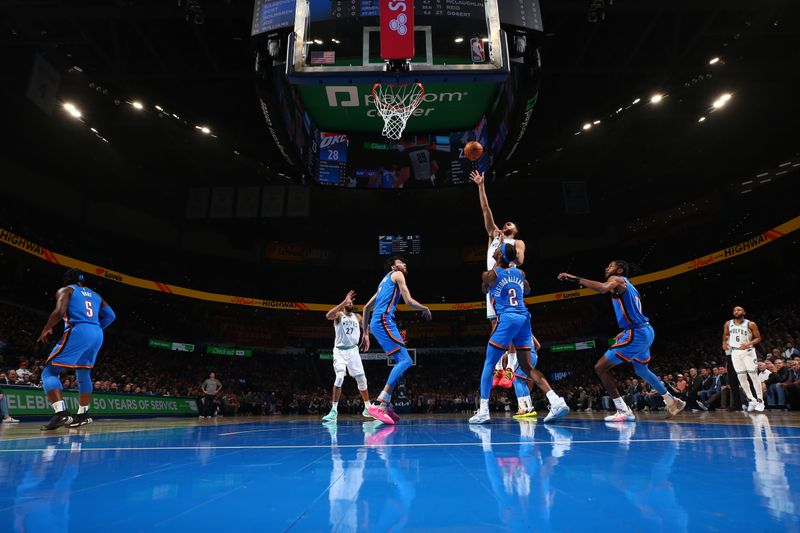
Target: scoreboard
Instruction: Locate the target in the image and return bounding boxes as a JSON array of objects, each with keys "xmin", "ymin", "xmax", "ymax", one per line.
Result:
[{"xmin": 379, "ymin": 235, "xmax": 422, "ymax": 255}]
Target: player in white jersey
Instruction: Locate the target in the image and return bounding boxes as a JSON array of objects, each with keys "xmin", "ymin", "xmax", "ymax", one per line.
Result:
[
  {"xmin": 322, "ymin": 291, "xmax": 373, "ymax": 421},
  {"xmin": 722, "ymin": 306, "xmax": 765, "ymax": 412},
  {"xmin": 470, "ymin": 170, "xmax": 535, "ymax": 416}
]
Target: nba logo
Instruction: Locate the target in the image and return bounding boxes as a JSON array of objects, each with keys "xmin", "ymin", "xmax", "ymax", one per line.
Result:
[{"xmin": 470, "ymin": 38, "xmax": 485, "ymax": 63}]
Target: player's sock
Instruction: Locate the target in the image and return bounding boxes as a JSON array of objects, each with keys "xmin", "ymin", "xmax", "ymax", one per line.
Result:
[
  {"xmin": 546, "ymin": 390, "xmax": 562, "ymax": 405},
  {"xmin": 331, "ymin": 401, "xmax": 338, "ymax": 410},
  {"xmin": 613, "ymin": 397, "xmax": 630, "ymax": 412},
  {"xmin": 52, "ymin": 400, "xmax": 66, "ymax": 413},
  {"xmin": 479, "ymin": 398, "xmax": 489, "ymax": 414},
  {"xmin": 364, "ymin": 400, "xmax": 372, "ymax": 409},
  {"xmin": 506, "ymin": 352, "xmax": 518, "ymax": 369},
  {"xmin": 661, "ymin": 392, "xmax": 676, "ymax": 405},
  {"xmin": 748, "ymin": 371, "xmax": 764, "ymax": 401},
  {"xmin": 378, "ymin": 390, "xmax": 392, "ymax": 404},
  {"xmin": 481, "ymin": 344, "xmax": 507, "ymax": 398},
  {"xmin": 735, "ymin": 372, "xmax": 756, "ymax": 401},
  {"xmin": 78, "ymin": 405, "xmax": 89, "ymax": 415},
  {"xmin": 633, "ymin": 360, "xmax": 668, "ymax": 394},
  {"xmin": 521, "ymin": 395, "xmax": 532, "ymax": 409}
]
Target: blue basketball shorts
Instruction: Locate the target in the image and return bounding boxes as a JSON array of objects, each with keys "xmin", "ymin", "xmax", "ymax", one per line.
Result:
[
  {"xmin": 604, "ymin": 323, "xmax": 654, "ymax": 365},
  {"xmin": 370, "ymin": 313, "xmax": 405, "ymax": 356},
  {"xmin": 45, "ymin": 323, "xmax": 104, "ymax": 369}
]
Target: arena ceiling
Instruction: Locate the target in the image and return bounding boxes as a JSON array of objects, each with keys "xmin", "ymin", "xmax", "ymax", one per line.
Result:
[{"xmin": 2, "ymin": 0, "xmax": 798, "ymax": 238}]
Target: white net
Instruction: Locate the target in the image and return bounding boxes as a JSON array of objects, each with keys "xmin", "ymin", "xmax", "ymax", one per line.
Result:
[{"xmin": 372, "ymin": 82, "xmax": 425, "ymax": 140}]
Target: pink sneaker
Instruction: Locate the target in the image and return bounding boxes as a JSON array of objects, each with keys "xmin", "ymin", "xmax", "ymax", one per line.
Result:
[
  {"xmin": 386, "ymin": 404, "xmax": 401, "ymax": 422},
  {"xmin": 368, "ymin": 405, "xmax": 395, "ymax": 425}
]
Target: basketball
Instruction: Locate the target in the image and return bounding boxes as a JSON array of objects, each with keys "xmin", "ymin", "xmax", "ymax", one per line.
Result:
[{"xmin": 464, "ymin": 141, "xmax": 483, "ymax": 161}]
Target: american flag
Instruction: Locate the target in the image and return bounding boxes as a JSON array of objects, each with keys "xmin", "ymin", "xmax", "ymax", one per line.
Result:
[{"xmin": 310, "ymin": 51, "xmax": 335, "ymax": 65}]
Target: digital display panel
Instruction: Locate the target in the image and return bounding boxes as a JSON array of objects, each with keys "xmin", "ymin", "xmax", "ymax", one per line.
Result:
[{"xmin": 378, "ymin": 235, "xmax": 422, "ymax": 255}]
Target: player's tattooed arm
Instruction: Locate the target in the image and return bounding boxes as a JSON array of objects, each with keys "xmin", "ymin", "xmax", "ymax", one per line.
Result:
[
  {"xmin": 392, "ymin": 272, "xmax": 432, "ymax": 320},
  {"xmin": 470, "ymin": 170, "xmax": 499, "ymax": 238},
  {"xmin": 37, "ymin": 286, "xmax": 72, "ymax": 342}
]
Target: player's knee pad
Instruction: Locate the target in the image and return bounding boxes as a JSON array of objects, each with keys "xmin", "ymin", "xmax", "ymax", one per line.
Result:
[
  {"xmin": 76, "ymin": 368, "xmax": 93, "ymax": 394},
  {"xmin": 41, "ymin": 365, "xmax": 64, "ymax": 393},
  {"xmin": 334, "ymin": 370, "xmax": 346, "ymax": 388},
  {"xmin": 354, "ymin": 373, "xmax": 368, "ymax": 391}
]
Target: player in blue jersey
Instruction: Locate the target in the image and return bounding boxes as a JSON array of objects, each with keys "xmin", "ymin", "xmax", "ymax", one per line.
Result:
[
  {"xmin": 558, "ymin": 260, "xmax": 685, "ymax": 421},
  {"xmin": 361, "ymin": 256, "xmax": 431, "ymax": 425},
  {"xmin": 470, "ymin": 244, "xmax": 569, "ymax": 424},
  {"xmin": 36, "ymin": 269, "xmax": 116, "ymax": 430}
]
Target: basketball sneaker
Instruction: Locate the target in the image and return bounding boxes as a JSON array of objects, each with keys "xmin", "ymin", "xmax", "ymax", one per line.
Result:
[
  {"xmin": 604, "ymin": 410, "xmax": 636, "ymax": 422},
  {"xmin": 746, "ymin": 399, "xmax": 757, "ymax": 412},
  {"xmin": 366, "ymin": 425, "xmax": 396, "ymax": 448},
  {"xmin": 41, "ymin": 411, "xmax": 73, "ymax": 431},
  {"xmin": 513, "ymin": 407, "xmax": 538, "ymax": 419},
  {"xmin": 666, "ymin": 398, "xmax": 686, "ymax": 418},
  {"xmin": 754, "ymin": 399, "xmax": 765, "ymax": 412},
  {"xmin": 322, "ymin": 408, "xmax": 338, "ymax": 422},
  {"xmin": 498, "ymin": 369, "xmax": 515, "ymax": 388},
  {"xmin": 469, "ymin": 411, "xmax": 491, "ymax": 424},
  {"xmin": 385, "ymin": 404, "xmax": 401, "ymax": 422},
  {"xmin": 67, "ymin": 413, "xmax": 93, "ymax": 428},
  {"xmin": 492, "ymin": 368, "xmax": 504, "ymax": 387},
  {"xmin": 367, "ymin": 405, "xmax": 395, "ymax": 425},
  {"xmin": 543, "ymin": 401, "xmax": 570, "ymax": 423},
  {"xmin": 362, "ymin": 405, "xmax": 372, "ymax": 417}
]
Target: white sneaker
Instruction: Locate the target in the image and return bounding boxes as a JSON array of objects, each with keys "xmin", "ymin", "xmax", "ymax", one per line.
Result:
[
  {"xmin": 322, "ymin": 409, "xmax": 338, "ymax": 422},
  {"xmin": 666, "ymin": 398, "xmax": 686, "ymax": 418},
  {"xmin": 746, "ymin": 400, "xmax": 756, "ymax": 412},
  {"xmin": 362, "ymin": 406, "xmax": 372, "ymax": 418},
  {"xmin": 604, "ymin": 410, "xmax": 636, "ymax": 422},
  {"xmin": 469, "ymin": 411, "xmax": 491, "ymax": 424},
  {"xmin": 544, "ymin": 401, "xmax": 570, "ymax": 423},
  {"xmin": 754, "ymin": 400, "xmax": 765, "ymax": 412},
  {"xmin": 2, "ymin": 417, "xmax": 20, "ymax": 423}
]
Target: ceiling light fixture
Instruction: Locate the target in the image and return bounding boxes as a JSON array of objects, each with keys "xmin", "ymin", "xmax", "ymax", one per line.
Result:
[
  {"xmin": 62, "ymin": 102, "xmax": 82, "ymax": 118},
  {"xmin": 709, "ymin": 57, "xmax": 720, "ymax": 65},
  {"xmin": 650, "ymin": 93, "xmax": 664, "ymax": 104},
  {"xmin": 582, "ymin": 123, "xmax": 592, "ymax": 131},
  {"xmin": 131, "ymin": 101, "xmax": 144, "ymax": 110}
]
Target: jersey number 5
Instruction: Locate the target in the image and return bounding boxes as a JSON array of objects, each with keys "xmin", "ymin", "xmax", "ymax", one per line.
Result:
[
  {"xmin": 509, "ymin": 288, "xmax": 519, "ymax": 306},
  {"xmin": 85, "ymin": 301, "xmax": 94, "ymax": 317}
]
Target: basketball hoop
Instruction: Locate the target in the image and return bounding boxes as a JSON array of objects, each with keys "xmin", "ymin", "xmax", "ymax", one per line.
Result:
[{"xmin": 372, "ymin": 82, "xmax": 425, "ymax": 140}]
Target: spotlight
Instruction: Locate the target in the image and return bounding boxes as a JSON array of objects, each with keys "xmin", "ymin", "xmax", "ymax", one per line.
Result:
[
  {"xmin": 593, "ymin": 120, "xmax": 600, "ymax": 125},
  {"xmin": 698, "ymin": 116, "xmax": 706, "ymax": 122},
  {"xmin": 62, "ymin": 102, "xmax": 82, "ymax": 118},
  {"xmin": 709, "ymin": 57, "xmax": 720, "ymax": 65},
  {"xmin": 155, "ymin": 105, "xmax": 164, "ymax": 111},
  {"xmin": 199, "ymin": 126, "xmax": 211, "ymax": 134},
  {"xmin": 632, "ymin": 98, "xmax": 641, "ymax": 104},
  {"xmin": 131, "ymin": 101, "xmax": 144, "ymax": 110},
  {"xmin": 313, "ymin": 39, "xmax": 323, "ymax": 45},
  {"xmin": 454, "ymin": 37, "xmax": 464, "ymax": 43},
  {"xmin": 712, "ymin": 93, "xmax": 732, "ymax": 109},
  {"xmin": 582, "ymin": 123, "xmax": 592, "ymax": 131},
  {"xmin": 650, "ymin": 93, "xmax": 663, "ymax": 104}
]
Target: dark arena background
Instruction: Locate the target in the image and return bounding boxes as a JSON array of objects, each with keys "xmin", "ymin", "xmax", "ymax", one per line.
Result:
[{"xmin": 1, "ymin": 0, "xmax": 800, "ymax": 531}]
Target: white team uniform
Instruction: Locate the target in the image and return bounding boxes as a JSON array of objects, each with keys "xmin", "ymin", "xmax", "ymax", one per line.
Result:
[
  {"xmin": 333, "ymin": 313, "xmax": 365, "ymax": 377},
  {"xmin": 486, "ymin": 233, "xmax": 516, "ymax": 319},
  {"xmin": 729, "ymin": 319, "xmax": 757, "ymax": 373}
]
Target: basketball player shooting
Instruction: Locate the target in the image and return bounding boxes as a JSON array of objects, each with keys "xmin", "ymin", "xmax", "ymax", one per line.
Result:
[{"xmin": 470, "ymin": 169, "xmax": 534, "ymax": 415}]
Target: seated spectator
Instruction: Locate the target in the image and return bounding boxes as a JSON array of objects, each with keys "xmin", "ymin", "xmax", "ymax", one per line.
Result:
[
  {"xmin": 16, "ymin": 360, "xmax": 32, "ymax": 381},
  {"xmin": 686, "ymin": 368, "xmax": 702, "ymax": 411},
  {"xmin": 0, "ymin": 389, "xmax": 20, "ymax": 423},
  {"xmin": 675, "ymin": 374, "xmax": 688, "ymax": 399},
  {"xmin": 699, "ymin": 367, "xmax": 717, "ymax": 402},
  {"xmin": 783, "ymin": 341, "xmax": 800, "ymax": 360},
  {"xmin": 766, "ymin": 359, "xmax": 789, "ymax": 407},
  {"xmin": 781, "ymin": 359, "xmax": 800, "ymax": 410},
  {"xmin": 7, "ymin": 370, "xmax": 21, "ymax": 385}
]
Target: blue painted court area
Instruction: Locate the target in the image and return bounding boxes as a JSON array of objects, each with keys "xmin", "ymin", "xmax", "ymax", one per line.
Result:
[{"xmin": 1, "ymin": 415, "xmax": 799, "ymax": 532}]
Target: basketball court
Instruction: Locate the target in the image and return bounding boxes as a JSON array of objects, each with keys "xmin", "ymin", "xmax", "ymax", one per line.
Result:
[{"xmin": 2, "ymin": 413, "xmax": 799, "ymax": 531}]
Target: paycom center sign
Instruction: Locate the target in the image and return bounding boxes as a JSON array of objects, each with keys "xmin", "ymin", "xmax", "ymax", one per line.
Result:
[{"xmin": 296, "ymin": 83, "xmax": 497, "ymax": 133}]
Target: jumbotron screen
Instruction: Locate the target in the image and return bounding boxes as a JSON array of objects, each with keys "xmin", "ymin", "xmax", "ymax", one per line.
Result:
[{"xmin": 378, "ymin": 235, "xmax": 421, "ymax": 255}]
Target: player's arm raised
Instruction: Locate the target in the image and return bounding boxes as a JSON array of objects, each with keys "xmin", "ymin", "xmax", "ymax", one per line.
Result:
[
  {"xmin": 37, "ymin": 286, "xmax": 72, "ymax": 342},
  {"xmin": 326, "ymin": 290, "xmax": 355, "ymax": 322},
  {"xmin": 741, "ymin": 321, "xmax": 762, "ymax": 350},
  {"xmin": 470, "ymin": 170, "xmax": 499, "ymax": 238},
  {"xmin": 557, "ymin": 272, "xmax": 626, "ymax": 295},
  {"xmin": 515, "ymin": 239, "xmax": 526, "ymax": 266},
  {"xmin": 722, "ymin": 321, "xmax": 731, "ymax": 351},
  {"xmin": 392, "ymin": 271, "xmax": 432, "ymax": 320}
]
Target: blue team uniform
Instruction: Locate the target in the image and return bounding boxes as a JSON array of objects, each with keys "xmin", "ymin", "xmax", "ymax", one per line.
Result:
[
  {"xmin": 488, "ymin": 267, "xmax": 535, "ymax": 363},
  {"xmin": 605, "ymin": 276, "xmax": 654, "ymax": 365},
  {"xmin": 46, "ymin": 285, "xmax": 106, "ymax": 369},
  {"xmin": 370, "ymin": 272, "xmax": 405, "ymax": 355}
]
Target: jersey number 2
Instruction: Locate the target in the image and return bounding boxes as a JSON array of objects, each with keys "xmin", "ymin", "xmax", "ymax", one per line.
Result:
[
  {"xmin": 508, "ymin": 288, "xmax": 519, "ymax": 306},
  {"xmin": 85, "ymin": 301, "xmax": 94, "ymax": 317}
]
